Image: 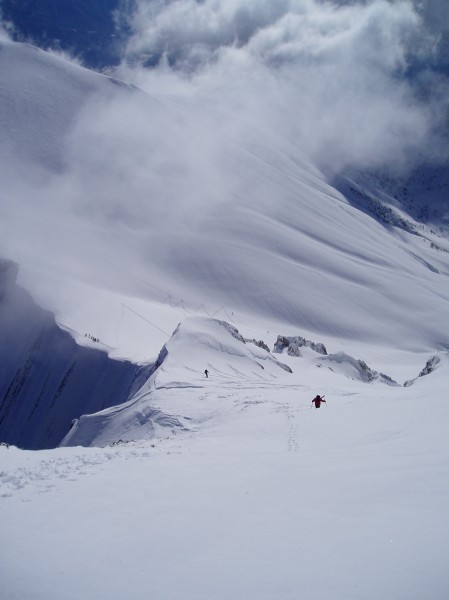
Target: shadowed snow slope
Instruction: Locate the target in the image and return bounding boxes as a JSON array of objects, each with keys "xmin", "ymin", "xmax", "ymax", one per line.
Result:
[
  {"xmin": 0, "ymin": 259, "xmax": 148, "ymax": 449},
  {"xmin": 61, "ymin": 316, "xmax": 292, "ymax": 447},
  {"xmin": 1, "ymin": 39, "xmax": 449, "ymax": 361}
]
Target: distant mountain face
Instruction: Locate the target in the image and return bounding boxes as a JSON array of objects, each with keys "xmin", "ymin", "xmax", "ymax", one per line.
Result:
[
  {"xmin": 332, "ymin": 159, "xmax": 449, "ymax": 241},
  {"xmin": 0, "ymin": 0, "xmax": 134, "ymax": 68}
]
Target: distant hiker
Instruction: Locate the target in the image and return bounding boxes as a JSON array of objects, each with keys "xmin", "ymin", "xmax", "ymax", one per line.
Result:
[
  {"xmin": 312, "ymin": 395, "xmax": 326, "ymax": 408},
  {"xmin": 204, "ymin": 369, "xmax": 209, "ymax": 378}
]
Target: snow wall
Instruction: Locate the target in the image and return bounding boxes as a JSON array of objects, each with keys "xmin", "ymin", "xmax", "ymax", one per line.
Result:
[{"xmin": 0, "ymin": 259, "xmax": 150, "ymax": 449}]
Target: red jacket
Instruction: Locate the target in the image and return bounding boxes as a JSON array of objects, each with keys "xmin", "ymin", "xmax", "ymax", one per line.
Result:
[{"xmin": 312, "ymin": 396, "xmax": 326, "ymax": 408}]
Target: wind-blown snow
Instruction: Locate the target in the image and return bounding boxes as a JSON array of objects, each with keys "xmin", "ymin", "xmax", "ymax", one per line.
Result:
[{"xmin": 1, "ymin": 38, "xmax": 449, "ymax": 362}]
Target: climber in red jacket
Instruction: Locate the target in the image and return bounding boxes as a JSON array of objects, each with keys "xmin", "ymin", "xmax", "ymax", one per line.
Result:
[{"xmin": 312, "ymin": 395, "xmax": 326, "ymax": 408}]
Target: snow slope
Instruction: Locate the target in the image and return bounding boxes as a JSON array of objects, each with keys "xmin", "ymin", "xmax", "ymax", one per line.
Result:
[
  {"xmin": 0, "ymin": 259, "xmax": 149, "ymax": 449},
  {"xmin": 61, "ymin": 314, "xmax": 419, "ymax": 449},
  {"xmin": 0, "ymin": 39, "xmax": 133, "ymax": 171},
  {"xmin": 61, "ymin": 316, "xmax": 292, "ymax": 447},
  {"xmin": 1, "ymin": 335, "xmax": 448, "ymax": 600},
  {"xmin": 1, "ymin": 38, "xmax": 449, "ymax": 366}
]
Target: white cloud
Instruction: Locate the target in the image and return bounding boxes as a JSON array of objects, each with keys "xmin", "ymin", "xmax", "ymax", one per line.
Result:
[
  {"xmin": 114, "ymin": 0, "xmax": 444, "ymax": 174},
  {"xmin": 414, "ymin": 0, "xmax": 449, "ymax": 33},
  {"xmin": 124, "ymin": 0, "xmax": 422, "ymax": 70},
  {"xmin": 0, "ymin": 13, "xmax": 14, "ymax": 41}
]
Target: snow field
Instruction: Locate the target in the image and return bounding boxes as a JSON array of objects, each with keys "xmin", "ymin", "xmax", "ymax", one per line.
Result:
[{"xmin": 1, "ymin": 363, "xmax": 448, "ymax": 600}]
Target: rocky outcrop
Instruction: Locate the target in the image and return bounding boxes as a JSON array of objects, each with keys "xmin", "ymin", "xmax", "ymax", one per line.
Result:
[
  {"xmin": 274, "ymin": 335, "xmax": 327, "ymax": 356},
  {"xmin": 404, "ymin": 354, "xmax": 444, "ymax": 387},
  {"xmin": 317, "ymin": 352, "xmax": 398, "ymax": 385}
]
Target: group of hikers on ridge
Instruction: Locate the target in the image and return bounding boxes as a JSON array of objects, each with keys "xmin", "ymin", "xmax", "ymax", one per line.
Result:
[{"xmin": 205, "ymin": 369, "xmax": 326, "ymax": 408}]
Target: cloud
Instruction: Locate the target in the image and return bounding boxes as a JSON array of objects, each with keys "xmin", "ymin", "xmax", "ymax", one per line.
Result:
[
  {"xmin": 4, "ymin": 0, "xmax": 446, "ymax": 179},
  {"xmin": 113, "ymin": 0, "xmax": 446, "ymax": 174},
  {"xmin": 2, "ymin": 1, "xmax": 446, "ymax": 283},
  {"xmin": 123, "ymin": 0, "xmax": 426, "ymax": 71},
  {"xmin": 124, "ymin": 0, "xmax": 296, "ymax": 69},
  {"xmin": 0, "ymin": 12, "xmax": 14, "ymax": 41},
  {"xmin": 59, "ymin": 90, "xmax": 232, "ymax": 231},
  {"xmin": 414, "ymin": 0, "xmax": 449, "ymax": 33}
]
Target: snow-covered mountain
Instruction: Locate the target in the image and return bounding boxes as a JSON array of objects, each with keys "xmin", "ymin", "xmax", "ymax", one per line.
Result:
[
  {"xmin": 2, "ymin": 2, "xmax": 449, "ymax": 597},
  {"xmin": 2, "ymin": 37, "xmax": 449, "ymax": 354},
  {"xmin": 1, "ymin": 35, "xmax": 449, "ymax": 446}
]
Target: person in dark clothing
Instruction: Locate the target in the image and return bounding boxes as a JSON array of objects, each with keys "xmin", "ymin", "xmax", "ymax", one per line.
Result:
[
  {"xmin": 204, "ymin": 369, "xmax": 209, "ymax": 378},
  {"xmin": 312, "ymin": 395, "xmax": 326, "ymax": 408}
]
